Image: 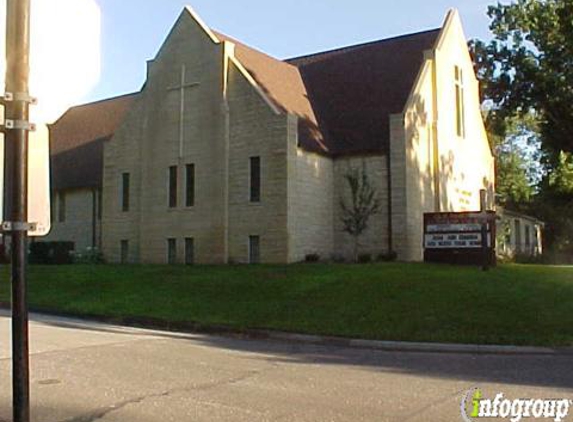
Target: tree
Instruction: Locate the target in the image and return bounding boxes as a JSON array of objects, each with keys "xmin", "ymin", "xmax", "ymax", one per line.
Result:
[
  {"xmin": 488, "ymin": 113, "xmax": 538, "ymax": 209},
  {"xmin": 471, "ymin": 0, "xmax": 573, "ymax": 156},
  {"xmin": 496, "ymin": 150, "xmax": 533, "ymax": 207},
  {"xmin": 471, "ymin": 0, "xmax": 573, "ymax": 262},
  {"xmin": 340, "ymin": 164, "xmax": 381, "ymax": 261},
  {"xmin": 536, "ymin": 151, "xmax": 573, "ymax": 258},
  {"xmin": 547, "ymin": 151, "xmax": 573, "ymax": 196}
]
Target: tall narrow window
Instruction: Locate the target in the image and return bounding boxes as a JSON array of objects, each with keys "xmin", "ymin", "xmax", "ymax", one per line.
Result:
[
  {"xmin": 120, "ymin": 240, "xmax": 129, "ymax": 264},
  {"xmin": 249, "ymin": 235, "xmax": 260, "ymax": 264},
  {"xmin": 186, "ymin": 164, "xmax": 195, "ymax": 207},
  {"xmin": 58, "ymin": 192, "xmax": 66, "ymax": 222},
  {"xmin": 169, "ymin": 166, "xmax": 178, "ymax": 208},
  {"xmin": 121, "ymin": 172, "xmax": 130, "ymax": 212},
  {"xmin": 455, "ymin": 66, "xmax": 465, "ymax": 138},
  {"xmin": 185, "ymin": 237, "xmax": 194, "ymax": 265},
  {"xmin": 250, "ymin": 156, "xmax": 261, "ymax": 202},
  {"xmin": 167, "ymin": 238, "xmax": 177, "ymax": 264}
]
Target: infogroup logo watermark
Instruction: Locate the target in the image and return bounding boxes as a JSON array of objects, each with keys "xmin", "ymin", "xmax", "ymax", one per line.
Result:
[{"xmin": 461, "ymin": 388, "xmax": 572, "ymax": 422}]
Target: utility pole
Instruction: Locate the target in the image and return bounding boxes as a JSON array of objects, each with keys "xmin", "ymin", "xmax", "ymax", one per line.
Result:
[{"xmin": 3, "ymin": 0, "xmax": 33, "ymax": 421}]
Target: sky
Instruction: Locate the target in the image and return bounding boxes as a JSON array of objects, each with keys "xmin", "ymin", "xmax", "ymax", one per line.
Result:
[
  {"xmin": 0, "ymin": 0, "xmax": 101, "ymax": 232},
  {"xmin": 59, "ymin": 0, "xmax": 497, "ymax": 107}
]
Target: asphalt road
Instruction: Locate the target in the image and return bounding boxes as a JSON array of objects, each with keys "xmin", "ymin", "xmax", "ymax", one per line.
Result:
[{"xmin": 0, "ymin": 311, "xmax": 572, "ymax": 422}]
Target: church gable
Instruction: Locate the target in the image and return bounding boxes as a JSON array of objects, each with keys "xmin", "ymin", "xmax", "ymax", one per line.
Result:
[
  {"xmin": 430, "ymin": 10, "xmax": 494, "ymax": 211},
  {"xmin": 135, "ymin": 8, "xmax": 226, "ymax": 159},
  {"xmin": 151, "ymin": 7, "xmax": 220, "ymax": 65}
]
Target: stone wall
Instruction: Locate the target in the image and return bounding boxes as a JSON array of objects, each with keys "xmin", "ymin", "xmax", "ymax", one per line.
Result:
[
  {"xmin": 102, "ymin": 93, "xmax": 145, "ymax": 264},
  {"xmin": 103, "ymin": 11, "xmax": 292, "ymax": 264},
  {"xmin": 41, "ymin": 188, "xmax": 100, "ymax": 253},
  {"xmin": 100, "ymin": 8, "xmax": 495, "ymax": 265},
  {"xmin": 333, "ymin": 155, "xmax": 390, "ymax": 260},
  {"xmin": 286, "ymin": 117, "xmax": 334, "ymax": 262},
  {"xmin": 103, "ymin": 11, "xmax": 227, "ymax": 264},
  {"xmin": 391, "ymin": 11, "xmax": 496, "ymax": 261},
  {"xmin": 431, "ymin": 12, "xmax": 495, "ymax": 212},
  {"xmin": 227, "ymin": 61, "xmax": 290, "ymax": 264}
]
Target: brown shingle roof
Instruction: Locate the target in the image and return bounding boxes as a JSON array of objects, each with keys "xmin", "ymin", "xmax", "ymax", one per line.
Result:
[
  {"xmin": 49, "ymin": 26, "xmax": 441, "ymax": 190},
  {"xmin": 49, "ymin": 93, "xmax": 137, "ymax": 190},
  {"xmin": 215, "ymin": 29, "xmax": 440, "ymax": 155},
  {"xmin": 287, "ymin": 29, "xmax": 441, "ymax": 155},
  {"xmin": 214, "ymin": 31, "xmax": 328, "ymax": 153}
]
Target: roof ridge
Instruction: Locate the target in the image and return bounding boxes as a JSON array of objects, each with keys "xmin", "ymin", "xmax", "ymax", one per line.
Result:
[
  {"xmin": 285, "ymin": 27, "xmax": 441, "ymax": 65},
  {"xmin": 69, "ymin": 91, "xmax": 139, "ymax": 110},
  {"xmin": 213, "ymin": 30, "xmax": 299, "ymax": 70},
  {"xmin": 49, "ymin": 91, "xmax": 138, "ymax": 128}
]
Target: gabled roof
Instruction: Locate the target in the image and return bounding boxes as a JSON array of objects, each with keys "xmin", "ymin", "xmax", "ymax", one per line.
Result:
[
  {"xmin": 287, "ymin": 29, "xmax": 441, "ymax": 155},
  {"xmin": 215, "ymin": 28, "xmax": 440, "ymax": 155},
  {"xmin": 214, "ymin": 31, "xmax": 328, "ymax": 153},
  {"xmin": 49, "ymin": 10, "xmax": 444, "ymax": 190},
  {"xmin": 498, "ymin": 207, "xmax": 545, "ymax": 226},
  {"xmin": 49, "ymin": 93, "xmax": 137, "ymax": 190},
  {"xmin": 49, "ymin": 93, "xmax": 136, "ymax": 155}
]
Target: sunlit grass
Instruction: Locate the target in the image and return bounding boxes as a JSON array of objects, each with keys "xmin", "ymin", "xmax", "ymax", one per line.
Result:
[{"xmin": 0, "ymin": 263, "xmax": 572, "ymax": 346}]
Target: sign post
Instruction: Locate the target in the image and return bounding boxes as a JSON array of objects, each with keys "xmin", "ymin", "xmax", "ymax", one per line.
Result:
[
  {"xmin": 423, "ymin": 207, "xmax": 496, "ymax": 267},
  {"xmin": 2, "ymin": 0, "xmax": 33, "ymax": 421},
  {"xmin": 480, "ymin": 189, "xmax": 489, "ymax": 272}
]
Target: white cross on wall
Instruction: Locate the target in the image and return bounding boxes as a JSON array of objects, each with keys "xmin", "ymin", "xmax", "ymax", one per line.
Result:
[{"xmin": 167, "ymin": 64, "xmax": 199, "ymax": 158}]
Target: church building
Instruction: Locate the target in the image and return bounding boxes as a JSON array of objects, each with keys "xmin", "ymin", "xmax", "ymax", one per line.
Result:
[{"xmin": 44, "ymin": 7, "xmax": 495, "ymax": 264}]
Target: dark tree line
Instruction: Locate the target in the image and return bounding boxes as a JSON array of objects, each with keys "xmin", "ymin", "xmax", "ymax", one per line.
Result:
[{"xmin": 470, "ymin": 0, "xmax": 573, "ymax": 262}]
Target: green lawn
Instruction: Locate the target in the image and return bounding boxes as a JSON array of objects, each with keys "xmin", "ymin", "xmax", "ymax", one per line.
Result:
[{"xmin": 0, "ymin": 263, "xmax": 572, "ymax": 346}]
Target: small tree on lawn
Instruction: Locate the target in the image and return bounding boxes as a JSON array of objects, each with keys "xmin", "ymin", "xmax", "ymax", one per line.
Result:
[{"xmin": 340, "ymin": 164, "xmax": 382, "ymax": 261}]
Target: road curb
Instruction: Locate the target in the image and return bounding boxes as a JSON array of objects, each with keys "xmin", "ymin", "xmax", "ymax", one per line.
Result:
[{"xmin": 0, "ymin": 302, "xmax": 569, "ymax": 356}]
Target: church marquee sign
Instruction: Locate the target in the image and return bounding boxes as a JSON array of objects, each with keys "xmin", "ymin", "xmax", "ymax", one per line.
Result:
[{"xmin": 423, "ymin": 211, "xmax": 496, "ymax": 266}]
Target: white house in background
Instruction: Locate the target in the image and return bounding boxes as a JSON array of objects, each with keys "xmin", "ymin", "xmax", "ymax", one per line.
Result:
[{"xmin": 497, "ymin": 208, "xmax": 544, "ymax": 258}]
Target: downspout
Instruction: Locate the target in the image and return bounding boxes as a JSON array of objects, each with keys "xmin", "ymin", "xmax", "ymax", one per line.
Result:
[
  {"xmin": 430, "ymin": 51, "xmax": 441, "ymax": 212},
  {"xmin": 98, "ymin": 189, "xmax": 102, "ymax": 248},
  {"xmin": 91, "ymin": 188, "xmax": 97, "ymax": 248},
  {"xmin": 222, "ymin": 42, "xmax": 233, "ymax": 263}
]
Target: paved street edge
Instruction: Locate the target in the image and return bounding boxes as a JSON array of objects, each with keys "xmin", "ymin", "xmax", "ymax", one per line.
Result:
[{"xmin": 0, "ymin": 302, "xmax": 570, "ymax": 356}]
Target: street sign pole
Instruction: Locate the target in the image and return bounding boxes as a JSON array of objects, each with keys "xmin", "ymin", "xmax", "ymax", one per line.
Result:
[
  {"xmin": 3, "ymin": 0, "xmax": 32, "ymax": 421},
  {"xmin": 480, "ymin": 189, "xmax": 489, "ymax": 272}
]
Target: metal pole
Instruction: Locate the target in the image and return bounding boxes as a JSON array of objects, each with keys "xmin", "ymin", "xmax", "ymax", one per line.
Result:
[
  {"xmin": 4, "ymin": 0, "xmax": 32, "ymax": 421},
  {"xmin": 480, "ymin": 189, "xmax": 489, "ymax": 272}
]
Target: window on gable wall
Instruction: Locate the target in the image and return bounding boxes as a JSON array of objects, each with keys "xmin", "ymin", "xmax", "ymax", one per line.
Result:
[
  {"xmin": 169, "ymin": 166, "xmax": 178, "ymax": 208},
  {"xmin": 121, "ymin": 172, "xmax": 130, "ymax": 212},
  {"xmin": 455, "ymin": 65, "xmax": 465, "ymax": 138},
  {"xmin": 167, "ymin": 238, "xmax": 177, "ymax": 264},
  {"xmin": 186, "ymin": 164, "xmax": 195, "ymax": 207},
  {"xmin": 250, "ymin": 157, "xmax": 261, "ymax": 203},
  {"xmin": 185, "ymin": 237, "xmax": 194, "ymax": 265}
]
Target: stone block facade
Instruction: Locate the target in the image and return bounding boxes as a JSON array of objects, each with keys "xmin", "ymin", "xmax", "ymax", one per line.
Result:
[
  {"xmin": 42, "ymin": 188, "xmax": 101, "ymax": 253},
  {"xmin": 47, "ymin": 8, "xmax": 496, "ymax": 265}
]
